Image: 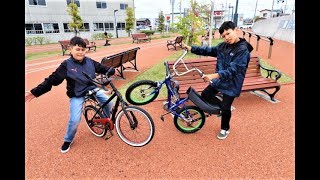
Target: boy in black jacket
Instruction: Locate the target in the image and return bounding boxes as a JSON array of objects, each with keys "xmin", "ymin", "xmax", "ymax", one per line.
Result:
[
  {"xmin": 25, "ymin": 36, "xmax": 115, "ymax": 153},
  {"xmin": 184, "ymin": 21, "xmax": 253, "ymax": 140}
]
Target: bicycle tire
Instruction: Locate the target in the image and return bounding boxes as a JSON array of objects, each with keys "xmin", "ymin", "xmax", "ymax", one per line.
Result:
[
  {"xmin": 115, "ymin": 106, "xmax": 155, "ymax": 147},
  {"xmin": 83, "ymin": 105, "xmax": 107, "ymax": 137},
  {"xmin": 173, "ymin": 106, "xmax": 206, "ymax": 133},
  {"xmin": 125, "ymin": 80, "xmax": 159, "ymax": 105}
]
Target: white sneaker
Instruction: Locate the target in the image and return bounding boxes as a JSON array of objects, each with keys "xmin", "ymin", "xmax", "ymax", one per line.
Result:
[{"xmin": 217, "ymin": 129, "xmax": 230, "ymax": 140}]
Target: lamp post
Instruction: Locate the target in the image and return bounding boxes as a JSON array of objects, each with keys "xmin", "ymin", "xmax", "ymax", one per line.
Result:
[{"xmin": 114, "ymin": 9, "xmax": 119, "ymax": 38}]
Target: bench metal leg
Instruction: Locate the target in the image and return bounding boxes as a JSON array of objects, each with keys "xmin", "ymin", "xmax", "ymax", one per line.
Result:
[{"xmin": 259, "ymin": 86, "xmax": 281, "ymax": 101}]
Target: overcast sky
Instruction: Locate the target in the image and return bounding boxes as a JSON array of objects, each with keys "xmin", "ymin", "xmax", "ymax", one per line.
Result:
[{"xmin": 134, "ymin": 0, "xmax": 295, "ymax": 19}]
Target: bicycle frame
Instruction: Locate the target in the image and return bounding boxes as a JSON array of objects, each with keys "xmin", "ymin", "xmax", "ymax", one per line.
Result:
[
  {"xmin": 142, "ymin": 61, "xmax": 196, "ymax": 120},
  {"xmin": 84, "ymin": 76, "xmax": 138, "ymax": 129}
]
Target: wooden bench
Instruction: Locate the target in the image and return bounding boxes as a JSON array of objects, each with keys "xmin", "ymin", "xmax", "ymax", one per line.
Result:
[
  {"xmin": 167, "ymin": 56, "xmax": 282, "ymax": 101},
  {"xmin": 132, "ymin": 33, "xmax": 151, "ymax": 44},
  {"xmin": 101, "ymin": 47, "xmax": 140, "ymax": 79},
  {"xmin": 83, "ymin": 38, "xmax": 96, "ymax": 52},
  {"xmin": 58, "ymin": 39, "xmax": 96, "ymax": 56},
  {"xmin": 58, "ymin": 40, "xmax": 71, "ymax": 56},
  {"xmin": 167, "ymin": 36, "xmax": 183, "ymax": 51}
]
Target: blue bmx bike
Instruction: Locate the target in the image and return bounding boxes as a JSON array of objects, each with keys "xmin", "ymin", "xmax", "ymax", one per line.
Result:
[{"xmin": 125, "ymin": 49, "xmax": 222, "ymax": 133}]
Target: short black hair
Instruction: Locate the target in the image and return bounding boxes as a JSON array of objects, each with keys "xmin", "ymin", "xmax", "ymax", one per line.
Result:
[
  {"xmin": 70, "ymin": 36, "xmax": 87, "ymax": 48},
  {"xmin": 219, "ymin": 21, "xmax": 236, "ymax": 34}
]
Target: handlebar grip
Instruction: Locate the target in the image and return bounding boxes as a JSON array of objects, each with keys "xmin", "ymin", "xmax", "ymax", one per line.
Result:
[
  {"xmin": 199, "ymin": 72, "xmax": 204, "ymax": 78},
  {"xmin": 106, "ymin": 67, "xmax": 115, "ymax": 77}
]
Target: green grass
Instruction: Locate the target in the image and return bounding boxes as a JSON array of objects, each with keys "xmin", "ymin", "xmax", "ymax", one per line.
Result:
[{"xmin": 25, "ymin": 50, "xmax": 62, "ymax": 61}]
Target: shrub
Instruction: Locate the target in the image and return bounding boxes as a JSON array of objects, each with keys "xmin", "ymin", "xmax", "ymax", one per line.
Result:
[{"xmin": 140, "ymin": 30, "xmax": 155, "ymax": 36}]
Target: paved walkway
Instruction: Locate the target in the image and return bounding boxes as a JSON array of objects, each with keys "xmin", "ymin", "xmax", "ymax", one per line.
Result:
[{"xmin": 25, "ymin": 33, "xmax": 295, "ymax": 179}]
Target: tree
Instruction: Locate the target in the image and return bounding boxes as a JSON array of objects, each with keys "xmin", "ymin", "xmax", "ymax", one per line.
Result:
[
  {"xmin": 158, "ymin": 11, "xmax": 165, "ymax": 33},
  {"xmin": 174, "ymin": 0, "xmax": 205, "ymax": 45},
  {"xmin": 125, "ymin": 7, "xmax": 135, "ymax": 36},
  {"xmin": 67, "ymin": 1, "xmax": 84, "ymax": 36}
]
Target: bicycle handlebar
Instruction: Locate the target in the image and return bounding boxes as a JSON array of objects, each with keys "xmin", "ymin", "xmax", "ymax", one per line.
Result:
[
  {"xmin": 172, "ymin": 49, "xmax": 205, "ymax": 78},
  {"xmin": 82, "ymin": 67, "xmax": 115, "ymax": 87}
]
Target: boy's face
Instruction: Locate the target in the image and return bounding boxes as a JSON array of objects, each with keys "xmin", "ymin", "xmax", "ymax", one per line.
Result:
[
  {"xmin": 69, "ymin": 45, "xmax": 87, "ymax": 61},
  {"xmin": 221, "ymin": 28, "xmax": 239, "ymax": 44}
]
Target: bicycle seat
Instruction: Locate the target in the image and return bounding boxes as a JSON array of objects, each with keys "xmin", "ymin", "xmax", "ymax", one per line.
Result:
[{"xmin": 187, "ymin": 87, "xmax": 220, "ymax": 115}]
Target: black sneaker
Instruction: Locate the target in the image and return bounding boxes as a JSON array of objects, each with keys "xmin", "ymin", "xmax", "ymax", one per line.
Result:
[{"xmin": 61, "ymin": 141, "xmax": 73, "ymax": 153}]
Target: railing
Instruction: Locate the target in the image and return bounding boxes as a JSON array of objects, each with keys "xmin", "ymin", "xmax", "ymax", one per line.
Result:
[{"xmin": 242, "ymin": 30, "xmax": 274, "ymax": 59}]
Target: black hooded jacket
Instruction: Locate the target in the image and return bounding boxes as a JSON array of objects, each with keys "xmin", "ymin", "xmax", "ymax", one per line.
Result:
[
  {"xmin": 31, "ymin": 56, "xmax": 114, "ymax": 98},
  {"xmin": 191, "ymin": 38, "xmax": 253, "ymax": 97}
]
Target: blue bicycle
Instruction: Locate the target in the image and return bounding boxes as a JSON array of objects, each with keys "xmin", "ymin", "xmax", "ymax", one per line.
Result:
[{"xmin": 125, "ymin": 49, "xmax": 222, "ymax": 133}]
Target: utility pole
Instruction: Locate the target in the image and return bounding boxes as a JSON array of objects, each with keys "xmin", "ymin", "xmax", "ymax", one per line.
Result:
[
  {"xmin": 114, "ymin": 10, "xmax": 119, "ymax": 38},
  {"xmin": 133, "ymin": 0, "xmax": 136, "ymax": 32},
  {"xmin": 179, "ymin": 0, "xmax": 182, "ymax": 18},
  {"xmin": 271, "ymin": 0, "xmax": 274, "ymax": 18},
  {"xmin": 209, "ymin": 1, "xmax": 214, "ymax": 46},
  {"xmin": 233, "ymin": 0, "xmax": 239, "ymax": 26},
  {"xmin": 253, "ymin": 0, "xmax": 258, "ymax": 22},
  {"xmin": 171, "ymin": 0, "xmax": 175, "ymax": 25},
  {"xmin": 229, "ymin": 4, "xmax": 234, "ymax": 21}
]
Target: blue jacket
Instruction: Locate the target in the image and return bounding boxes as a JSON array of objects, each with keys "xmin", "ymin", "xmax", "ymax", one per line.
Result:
[
  {"xmin": 191, "ymin": 38, "xmax": 253, "ymax": 97},
  {"xmin": 31, "ymin": 56, "xmax": 114, "ymax": 98}
]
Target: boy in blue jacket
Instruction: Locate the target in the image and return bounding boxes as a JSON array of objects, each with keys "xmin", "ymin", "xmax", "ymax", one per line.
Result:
[
  {"xmin": 25, "ymin": 36, "xmax": 115, "ymax": 153},
  {"xmin": 184, "ymin": 21, "xmax": 253, "ymax": 140}
]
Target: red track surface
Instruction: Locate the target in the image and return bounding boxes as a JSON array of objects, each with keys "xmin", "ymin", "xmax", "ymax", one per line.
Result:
[{"xmin": 25, "ymin": 34, "xmax": 295, "ymax": 179}]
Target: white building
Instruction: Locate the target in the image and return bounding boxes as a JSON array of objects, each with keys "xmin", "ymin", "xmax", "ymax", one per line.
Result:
[{"xmin": 25, "ymin": 0, "xmax": 134, "ymax": 43}]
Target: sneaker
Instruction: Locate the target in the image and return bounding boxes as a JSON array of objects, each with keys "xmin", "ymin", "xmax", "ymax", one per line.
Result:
[
  {"xmin": 61, "ymin": 141, "xmax": 73, "ymax": 153},
  {"xmin": 217, "ymin": 129, "xmax": 230, "ymax": 140}
]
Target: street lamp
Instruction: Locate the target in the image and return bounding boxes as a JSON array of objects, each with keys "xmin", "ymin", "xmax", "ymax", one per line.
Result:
[{"xmin": 114, "ymin": 9, "xmax": 119, "ymax": 38}]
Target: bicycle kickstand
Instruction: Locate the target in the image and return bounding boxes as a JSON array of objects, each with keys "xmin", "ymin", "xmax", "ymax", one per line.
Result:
[{"xmin": 104, "ymin": 129, "xmax": 114, "ymax": 140}]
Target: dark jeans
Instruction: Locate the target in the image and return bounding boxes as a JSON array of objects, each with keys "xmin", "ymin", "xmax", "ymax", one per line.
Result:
[{"xmin": 201, "ymin": 85, "xmax": 235, "ymax": 131}]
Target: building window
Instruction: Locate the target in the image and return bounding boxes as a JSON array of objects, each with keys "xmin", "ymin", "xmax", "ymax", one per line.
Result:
[
  {"xmin": 94, "ymin": 22, "xmax": 114, "ymax": 31},
  {"xmin": 104, "ymin": 22, "xmax": 114, "ymax": 31},
  {"xmin": 117, "ymin": 22, "xmax": 126, "ymax": 30},
  {"xmin": 43, "ymin": 23, "xmax": 60, "ymax": 33},
  {"xmin": 25, "ymin": 23, "xmax": 43, "ymax": 34},
  {"xmin": 67, "ymin": 0, "xmax": 80, "ymax": 7},
  {"xmin": 28, "ymin": 0, "xmax": 46, "ymax": 6},
  {"xmin": 96, "ymin": 1, "xmax": 107, "ymax": 9},
  {"xmin": 93, "ymin": 23, "xmax": 104, "ymax": 31},
  {"xmin": 63, "ymin": 23, "xmax": 72, "ymax": 32},
  {"xmin": 120, "ymin": 3, "xmax": 128, "ymax": 10},
  {"xmin": 64, "ymin": 23, "xmax": 90, "ymax": 32},
  {"xmin": 80, "ymin": 23, "xmax": 90, "ymax": 32}
]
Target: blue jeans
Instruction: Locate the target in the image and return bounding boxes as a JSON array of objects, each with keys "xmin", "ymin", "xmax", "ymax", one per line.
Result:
[{"xmin": 64, "ymin": 89, "xmax": 113, "ymax": 142}]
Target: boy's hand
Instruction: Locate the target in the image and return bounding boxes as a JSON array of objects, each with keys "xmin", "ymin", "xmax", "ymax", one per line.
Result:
[
  {"xmin": 182, "ymin": 43, "xmax": 191, "ymax": 51},
  {"xmin": 25, "ymin": 91, "xmax": 36, "ymax": 102},
  {"xmin": 202, "ymin": 73, "xmax": 220, "ymax": 82}
]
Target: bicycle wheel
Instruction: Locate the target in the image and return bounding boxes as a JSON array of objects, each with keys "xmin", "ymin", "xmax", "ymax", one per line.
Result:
[
  {"xmin": 83, "ymin": 105, "xmax": 107, "ymax": 137},
  {"xmin": 125, "ymin": 80, "xmax": 159, "ymax": 105},
  {"xmin": 173, "ymin": 106, "xmax": 206, "ymax": 133},
  {"xmin": 115, "ymin": 106, "xmax": 155, "ymax": 147}
]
